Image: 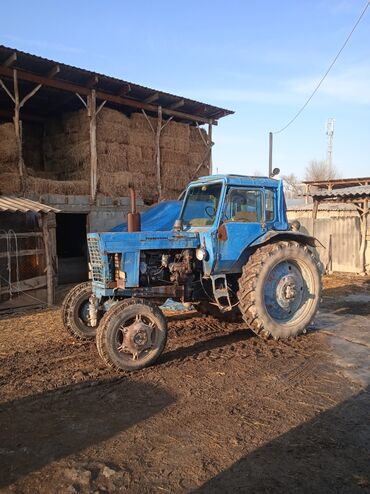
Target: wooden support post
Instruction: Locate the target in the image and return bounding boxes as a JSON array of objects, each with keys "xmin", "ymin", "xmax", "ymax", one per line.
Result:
[
  {"xmin": 155, "ymin": 106, "xmax": 163, "ymax": 200},
  {"xmin": 312, "ymin": 200, "xmax": 319, "ymax": 220},
  {"xmin": 13, "ymin": 69, "xmax": 26, "ymax": 193},
  {"xmin": 88, "ymin": 89, "xmax": 98, "ymax": 201},
  {"xmin": 0, "ymin": 69, "xmax": 43, "ymax": 194},
  {"xmin": 358, "ymin": 199, "xmax": 369, "ymax": 275},
  {"xmin": 41, "ymin": 213, "xmax": 55, "ymax": 306},
  {"xmin": 208, "ymin": 122, "xmax": 213, "ymax": 174}
]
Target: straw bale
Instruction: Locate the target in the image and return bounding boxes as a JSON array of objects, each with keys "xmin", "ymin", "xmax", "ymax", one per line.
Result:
[
  {"xmin": 129, "ymin": 131, "xmax": 155, "ymax": 148},
  {"xmin": 97, "ymin": 126, "xmax": 129, "ymax": 145},
  {"xmin": 0, "ymin": 173, "xmax": 21, "ymax": 194},
  {"xmin": 126, "ymin": 146, "xmax": 143, "ymax": 163},
  {"xmin": 98, "ymin": 107, "xmax": 130, "ymax": 127},
  {"xmin": 98, "ymin": 154, "xmax": 128, "ymax": 171},
  {"xmin": 26, "ymin": 176, "xmax": 89, "ymax": 195},
  {"xmin": 0, "ymin": 123, "xmax": 18, "ymax": 172},
  {"xmin": 130, "ymin": 112, "xmax": 156, "ymax": 131},
  {"xmin": 160, "ymin": 136, "xmax": 189, "ymax": 154},
  {"xmin": 160, "ymin": 149, "xmax": 188, "ymax": 165},
  {"xmin": 161, "ymin": 120, "xmax": 190, "ymax": 140}
]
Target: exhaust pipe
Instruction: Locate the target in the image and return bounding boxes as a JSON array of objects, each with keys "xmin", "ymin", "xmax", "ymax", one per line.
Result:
[{"xmin": 128, "ymin": 184, "xmax": 141, "ymax": 232}]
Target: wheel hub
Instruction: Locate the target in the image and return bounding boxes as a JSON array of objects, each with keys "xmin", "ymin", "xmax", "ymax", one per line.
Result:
[
  {"xmin": 276, "ymin": 274, "xmax": 302, "ymax": 310},
  {"xmin": 120, "ymin": 321, "xmax": 153, "ymax": 359}
]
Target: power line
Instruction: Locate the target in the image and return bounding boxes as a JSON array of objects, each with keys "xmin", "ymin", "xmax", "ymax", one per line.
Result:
[{"xmin": 273, "ymin": 0, "xmax": 370, "ymax": 135}]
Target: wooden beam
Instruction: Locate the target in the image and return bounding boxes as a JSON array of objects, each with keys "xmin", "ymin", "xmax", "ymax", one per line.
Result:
[
  {"xmin": 0, "ymin": 65, "xmax": 214, "ymax": 124},
  {"xmin": 155, "ymin": 106, "xmax": 162, "ymax": 200},
  {"xmin": 117, "ymin": 83, "xmax": 131, "ymax": 96},
  {"xmin": 2, "ymin": 52, "xmax": 17, "ymax": 67},
  {"xmin": 46, "ymin": 64, "xmax": 60, "ymax": 79},
  {"xmin": 312, "ymin": 200, "xmax": 319, "ymax": 220},
  {"xmin": 0, "ymin": 248, "xmax": 44, "ymax": 259},
  {"xmin": 87, "ymin": 75, "xmax": 99, "ymax": 88},
  {"xmin": 0, "ymin": 274, "xmax": 47, "ymax": 296},
  {"xmin": 169, "ymin": 99, "xmax": 184, "ymax": 110},
  {"xmin": 88, "ymin": 89, "xmax": 98, "ymax": 201},
  {"xmin": 208, "ymin": 122, "xmax": 213, "ymax": 174},
  {"xmin": 41, "ymin": 213, "xmax": 55, "ymax": 306},
  {"xmin": 144, "ymin": 92, "xmax": 159, "ymax": 103}
]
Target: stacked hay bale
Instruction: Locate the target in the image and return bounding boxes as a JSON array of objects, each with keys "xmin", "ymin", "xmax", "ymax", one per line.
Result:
[
  {"xmin": 41, "ymin": 110, "xmax": 90, "ymax": 194},
  {"xmin": 96, "ymin": 108, "xmax": 136, "ymax": 199},
  {"xmin": 0, "ymin": 122, "xmax": 21, "ymax": 194},
  {"xmin": 0, "ymin": 107, "xmax": 211, "ymax": 202},
  {"xmin": 95, "ymin": 109, "xmax": 209, "ymax": 204}
]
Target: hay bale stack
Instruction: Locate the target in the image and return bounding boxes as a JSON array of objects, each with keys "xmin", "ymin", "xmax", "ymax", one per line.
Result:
[
  {"xmin": 0, "ymin": 173, "xmax": 21, "ymax": 194},
  {"xmin": 44, "ymin": 110, "xmax": 90, "ymax": 180},
  {"xmin": 26, "ymin": 176, "xmax": 89, "ymax": 196},
  {"xmin": 23, "ymin": 122, "xmax": 44, "ymax": 171},
  {"xmin": 0, "ymin": 123, "xmax": 18, "ymax": 173},
  {"xmin": 0, "ymin": 123, "xmax": 20, "ymax": 194}
]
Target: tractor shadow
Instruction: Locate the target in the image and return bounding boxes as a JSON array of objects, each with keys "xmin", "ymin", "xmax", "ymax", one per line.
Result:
[
  {"xmin": 195, "ymin": 385, "xmax": 370, "ymax": 493},
  {"xmin": 0, "ymin": 379, "xmax": 174, "ymax": 488}
]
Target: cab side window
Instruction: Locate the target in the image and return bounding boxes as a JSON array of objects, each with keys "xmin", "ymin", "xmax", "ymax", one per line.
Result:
[
  {"xmin": 265, "ymin": 189, "xmax": 275, "ymax": 222},
  {"xmin": 224, "ymin": 189, "xmax": 263, "ymax": 223}
]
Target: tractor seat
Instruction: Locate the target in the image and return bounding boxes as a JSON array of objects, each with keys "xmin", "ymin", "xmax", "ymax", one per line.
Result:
[{"xmin": 232, "ymin": 211, "xmax": 257, "ymax": 222}]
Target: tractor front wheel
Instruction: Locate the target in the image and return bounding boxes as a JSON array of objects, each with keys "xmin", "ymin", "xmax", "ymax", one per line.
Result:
[
  {"xmin": 238, "ymin": 241, "xmax": 322, "ymax": 340},
  {"xmin": 62, "ymin": 282, "xmax": 97, "ymax": 340},
  {"xmin": 96, "ymin": 298, "xmax": 168, "ymax": 371}
]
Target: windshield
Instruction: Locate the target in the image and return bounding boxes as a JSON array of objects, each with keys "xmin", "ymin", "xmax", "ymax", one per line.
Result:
[{"xmin": 181, "ymin": 183, "xmax": 222, "ymax": 227}]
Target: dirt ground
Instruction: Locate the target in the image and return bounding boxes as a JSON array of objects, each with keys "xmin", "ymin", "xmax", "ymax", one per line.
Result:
[{"xmin": 0, "ymin": 274, "xmax": 369, "ymax": 493}]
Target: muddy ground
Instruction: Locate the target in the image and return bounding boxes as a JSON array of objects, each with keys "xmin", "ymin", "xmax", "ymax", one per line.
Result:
[{"xmin": 0, "ymin": 274, "xmax": 369, "ymax": 493}]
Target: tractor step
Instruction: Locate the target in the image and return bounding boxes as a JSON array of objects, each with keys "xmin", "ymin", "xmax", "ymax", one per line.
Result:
[{"xmin": 210, "ymin": 274, "xmax": 232, "ymax": 312}]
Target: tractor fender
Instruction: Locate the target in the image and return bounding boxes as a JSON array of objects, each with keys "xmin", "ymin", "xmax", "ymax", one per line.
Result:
[{"xmin": 250, "ymin": 230, "xmax": 324, "ymax": 249}]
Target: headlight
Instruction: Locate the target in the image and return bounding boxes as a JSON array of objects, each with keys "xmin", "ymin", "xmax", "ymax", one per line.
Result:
[{"xmin": 196, "ymin": 247, "xmax": 209, "ymax": 261}]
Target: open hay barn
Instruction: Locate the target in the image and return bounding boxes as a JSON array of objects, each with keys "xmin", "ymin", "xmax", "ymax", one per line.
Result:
[{"xmin": 0, "ymin": 46, "xmax": 232, "ymax": 291}]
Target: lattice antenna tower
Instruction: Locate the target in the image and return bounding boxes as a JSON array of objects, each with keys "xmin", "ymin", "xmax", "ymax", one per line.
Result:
[{"xmin": 326, "ymin": 118, "xmax": 335, "ymax": 168}]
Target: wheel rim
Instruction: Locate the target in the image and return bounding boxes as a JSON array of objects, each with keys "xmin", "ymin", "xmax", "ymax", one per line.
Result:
[
  {"xmin": 114, "ymin": 312, "xmax": 160, "ymax": 362},
  {"xmin": 77, "ymin": 299, "xmax": 92, "ymax": 328},
  {"xmin": 264, "ymin": 259, "xmax": 314, "ymax": 325}
]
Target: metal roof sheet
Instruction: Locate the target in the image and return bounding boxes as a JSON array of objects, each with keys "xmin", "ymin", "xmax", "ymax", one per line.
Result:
[
  {"xmin": 311, "ymin": 185, "xmax": 370, "ymax": 199},
  {"xmin": 287, "ymin": 203, "xmax": 357, "ymax": 212},
  {"xmin": 0, "ymin": 45, "xmax": 233, "ymax": 123},
  {"xmin": 0, "ymin": 196, "xmax": 60, "ymax": 213}
]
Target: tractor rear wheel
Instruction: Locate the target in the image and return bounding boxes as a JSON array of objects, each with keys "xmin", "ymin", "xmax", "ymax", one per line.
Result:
[
  {"xmin": 196, "ymin": 301, "xmax": 241, "ymax": 322},
  {"xmin": 238, "ymin": 241, "xmax": 321, "ymax": 340},
  {"xmin": 62, "ymin": 282, "xmax": 96, "ymax": 340},
  {"xmin": 96, "ymin": 298, "xmax": 168, "ymax": 371}
]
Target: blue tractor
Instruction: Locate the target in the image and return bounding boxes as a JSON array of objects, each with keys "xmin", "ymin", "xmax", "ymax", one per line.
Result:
[{"xmin": 62, "ymin": 174, "xmax": 322, "ymax": 371}]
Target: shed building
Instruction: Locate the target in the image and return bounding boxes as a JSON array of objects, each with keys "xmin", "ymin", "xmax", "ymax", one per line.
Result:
[{"xmin": 0, "ymin": 45, "xmax": 232, "ymax": 289}]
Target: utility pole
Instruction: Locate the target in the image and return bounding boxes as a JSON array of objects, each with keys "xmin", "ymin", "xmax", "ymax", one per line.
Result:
[
  {"xmin": 326, "ymin": 118, "xmax": 335, "ymax": 168},
  {"xmin": 268, "ymin": 132, "xmax": 273, "ymax": 177}
]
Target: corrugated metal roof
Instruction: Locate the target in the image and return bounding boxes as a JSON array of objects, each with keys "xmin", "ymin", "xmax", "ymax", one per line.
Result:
[
  {"xmin": 0, "ymin": 196, "xmax": 60, "ymax": 213},
  {"xmin": 287, "ymin": 203, "xmax": 357, "ymax": 212},
  {"xmin": 312, "ymin": 185, "xmax": 370, "ymax": 199},
  {"xmin": 0, "ymin": 45, "xmax": 233, "ymax": 123}
]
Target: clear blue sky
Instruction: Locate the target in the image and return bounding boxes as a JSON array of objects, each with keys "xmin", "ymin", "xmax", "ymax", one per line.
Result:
[{"xmin": 1, "ymin": 0, "xmax": 369, "ymax": 179}]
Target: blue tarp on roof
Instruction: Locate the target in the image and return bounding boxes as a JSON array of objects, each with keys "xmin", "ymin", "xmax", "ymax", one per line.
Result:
[{"xmin": 111, "ymin": 200, "xmax": 182, "ymax": 232}]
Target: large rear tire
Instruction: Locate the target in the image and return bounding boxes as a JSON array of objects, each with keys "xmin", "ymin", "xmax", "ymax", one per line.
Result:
[
  {"xmin": 96, "ymin": 298, "xmax": 168, "ymax": 371},
  {"xmin": 62, "ymin": 282, "xmax": 96, "ymax": 340},
  {"xmin": 238, "ymin": 241, "xmax": 322, "ymax": 340}
]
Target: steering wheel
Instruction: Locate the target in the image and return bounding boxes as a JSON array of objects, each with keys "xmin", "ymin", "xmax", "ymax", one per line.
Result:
[{"xmin": 205, "ymin": 206, "xmax": 216, "ymax": 218}]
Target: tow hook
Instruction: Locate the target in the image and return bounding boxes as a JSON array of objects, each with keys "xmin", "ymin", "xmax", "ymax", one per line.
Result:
[{"xmin": 88, "ymin": 294, "xmax": 98, "ymax": 327}]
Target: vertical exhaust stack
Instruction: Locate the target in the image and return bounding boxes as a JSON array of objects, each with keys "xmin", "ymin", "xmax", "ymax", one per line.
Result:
[{"xmin": 128, "ymin": 184, "xmax": 141, "ymax": 232}]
